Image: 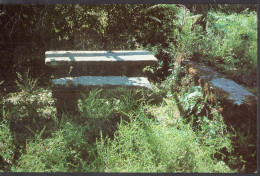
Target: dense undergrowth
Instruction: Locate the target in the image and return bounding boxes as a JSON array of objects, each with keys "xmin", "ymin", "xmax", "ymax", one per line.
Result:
[
  {"xmin": 0, "ymin": 67, "xmax": 256, "ymax": 173},
  {"xmin": 0, "ymin": 4, "xmax": 257, "ymax": 173}
]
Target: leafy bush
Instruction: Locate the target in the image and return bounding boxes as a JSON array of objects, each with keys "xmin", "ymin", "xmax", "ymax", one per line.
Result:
[
  {"xmin": 12, "ymin": 88, "xmax": 148, "ymax": 172},
  {"xmin": 173, "ymin": 6, "xmax": 204, "ymax": 58},
  {"xmin": 166, "ymin": 62, "xmax": 236, "ymax": 163},
  {"xmin": 3, "ymin": 82, "xmax": 234, "ymax": 172},
  {"xmin": 0, "ymin": 72, "xmax": 56, "ymax": 171},
  {"xmin": 203, "ymin": 10, "xmax": 257, "ymax": 78},
  {"xmin": 13, "ymin": 120, "xmax": 97, "ymax": 172},
  {"xmin": 0, "ymin": 122, "xmax": 15, "ymax": 169},
  {"xmin": 176, "ymin": 89, "xmax": 232, "ymax": 160},
  {"xmin": 97, "ymin": 108, "xmax": 233, "ymax": 173},
  {"xmin": 4, "ymin": 72, "xmax": 56, "ymax": 136}
]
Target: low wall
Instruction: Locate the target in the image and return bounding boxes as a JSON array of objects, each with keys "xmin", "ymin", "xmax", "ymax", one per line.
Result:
[{"xmin": 182, "ymin": 60, "xmax": 257, "ymax": 134}]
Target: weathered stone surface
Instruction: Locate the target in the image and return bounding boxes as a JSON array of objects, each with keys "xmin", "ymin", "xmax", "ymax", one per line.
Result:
[
  {"xmin": 184, "ymin": 61, "xmax": 220, "ymax": 81},
  {"xmin": 45, "ymin": 50, "xmax": 158, "ymax": 64},
  {"xmin": 53, "ymin": 76, "xmax": 152, "ymax": 88},
  {"xmin": 184, "ymin": 60, "xmax": 256, "ymax": 106},
  {"xmin": 52, "ymin": 76, "xmax": 152, "ymax": 99},
  {"xmin": 45, "ymin": 50, "xmax": 158, "ymax": 77},
  {"xmin": 183, "ymin": 60, "xmax": 257, "ymax": 140},
  {"xmin": 211, "ymin": 78, "xmax": 255, "ymax": 106}
]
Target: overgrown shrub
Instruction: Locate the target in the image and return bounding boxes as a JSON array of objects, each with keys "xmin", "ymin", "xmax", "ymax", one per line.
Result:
[
  {"xmin": 0, "ymin": 72, "xmax": 56, "ymax": 171},
  {"xmin": 0, "ymin": 4, "xmax": 256, "ymax": 172},
  {"xmin": 0, "ymin": 122, "xmax": 15, "ymax": 170},
  {"xmin": 97, "ymin": 108, "xmax": 233, "ymax": 173},
  {"xmin": 167, "ymin": 61, "xmax": 257, "ymax": 172},
  {"xmin": 202, "ymin": 10, "xmax": 257, "ymax": 84},
  {"xmin": 11, "ymin": 89, "xmax": 148, "ymax": 172},
  {"xmin": 77, "ymin": 88, "xmax": 144, "ymax": 142},
  {"xmin": 4, "ymin": 72, "xmax": 56, "ymax": 137},
  {"xmin": 13, "ymin": 120, "xmax": 97, "ymax": 172}
]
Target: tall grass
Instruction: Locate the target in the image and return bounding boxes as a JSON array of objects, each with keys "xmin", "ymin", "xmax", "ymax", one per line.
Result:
[
  {"xmin": 205, "ymin": 10, "xmax": 257, "ymax": 75},
  {"xmin": 97, "ymin": 108, "xmax": 233, "ymax": 173},
  {"xmin": 1, "ymin": 72, "xmax": 235, "ymax": 172}
]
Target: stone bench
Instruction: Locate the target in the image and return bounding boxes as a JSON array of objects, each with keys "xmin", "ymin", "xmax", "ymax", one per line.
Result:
[
  {"xmin": 45, "ymin": 50, "xmax": 158, "ymax": 77},
  {"xmin": 45, "ymin": 50, "xmax": 158, "ymax": 115}
]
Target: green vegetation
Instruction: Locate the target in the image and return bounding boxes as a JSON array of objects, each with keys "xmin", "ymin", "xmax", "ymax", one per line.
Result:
[
  {"xmin": 0, "ymin": 4, "xmax": 257, "ymax": 173},
  {"xmin": 0, "ymin": 68, "xmax": 255, "ymax": 172},
  {"xmin": 203, "ymin": 10, "xmax": 257, "ymax": 86},
  {"xmin": 1, "ymin": 74, "xmax": 235, "ymax": 172}
]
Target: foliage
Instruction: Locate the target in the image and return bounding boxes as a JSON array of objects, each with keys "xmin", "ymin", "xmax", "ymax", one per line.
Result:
[
  {"xmin": 167, "ymin": 61, "xmax": 256, "ymax": 172},
  {"xmin": 13, "ymin": 121, "xmax": 95, "ymax": 172},
  {"xmin": 77, "ymin": 88, "xmax": 145, "ymax": 142},
  {"xmin": 0, "ymin": 122, "xmax": 15, "ymax": 167},
  {"xmin": 0, "ymin": 4, "xmax": 257, "ymax": 173},
  {"xmin": 197, "ymin": 10, "xmax": 257, "ymax": 87},
  {"xmin": 97, "ymin": 104, "xmax": 233, "ymax": 173},
  {"xmin": 173, "ymin": 5, "xmax": 204, "ymax": 58},
  {"xmin": 0, "ymin": 79, "xmax": 235, "ymax": 172},
  {"xmin": 173, "ymin": 84, "xmax": 233, "ymax": 161},
  {"xmin": 0, "ymin": 73, "xmax": 56, "ymax": 172},
  {"xmin": 5, "ymin": 71, "xmax": 55, "ymax": 126},
  {"xmin": 205, "ymin": 10, "xmax": 257, "ymax": 72}
]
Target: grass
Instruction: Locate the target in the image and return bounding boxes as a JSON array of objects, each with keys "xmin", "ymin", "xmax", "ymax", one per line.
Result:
[
  {"xmin": 0, "ymin": 5, "xmax": 257, "ymax": 173},
  {"xmin": 96, "ymin": 103, "xmax": 233, "ymax": 173},
  {"xmin": 0, "ymin": 70, "xmax": 256, "ymax": 173}
]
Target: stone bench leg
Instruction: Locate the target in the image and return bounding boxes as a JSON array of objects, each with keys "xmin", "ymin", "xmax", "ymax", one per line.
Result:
[{"xmin": 56, "ymin": 98, "xmax": 78, "ymax": 118}]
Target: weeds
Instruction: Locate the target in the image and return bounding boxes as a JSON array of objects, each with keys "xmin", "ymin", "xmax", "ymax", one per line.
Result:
[
  {"xmin": 15, "ymin": 70, "xmax": 38, "ymax": 93},
  {"xmin": 0, "ymin": 67, "xmax": 252, "ymax": 173},
  {"xmin": 0, "ymin": 4, "xmax": 257, "ymax": 173},
  {"xmin": 97, "ymin": 107, "xmax": 233, "ymax": 173},
  {"xmin": 0, "ymin": 122, "xmax": 15, "ymax": 169}
]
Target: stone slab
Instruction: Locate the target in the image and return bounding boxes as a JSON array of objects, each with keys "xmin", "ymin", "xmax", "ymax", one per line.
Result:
[
  {"xmin": 210, "ymin": 78, "xmax": 255, "ymax": 106},
  {"xmin": 183, "ymin": 60, "xmax": 257, "ymax": 137},
  {"xmin": 45, "ymin": 50, "xmax": 158, "ymax": 67},
  {"xmin": 184, "ymin": 60, "xmax": 256, "ymax": 106},
  {"xmin": 45, "ymin": 50, "xmax": 158, "ymax": 77},
  {"xmin": 51, "ymin": 76, "xmax": 152, "ymax": 99}
]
